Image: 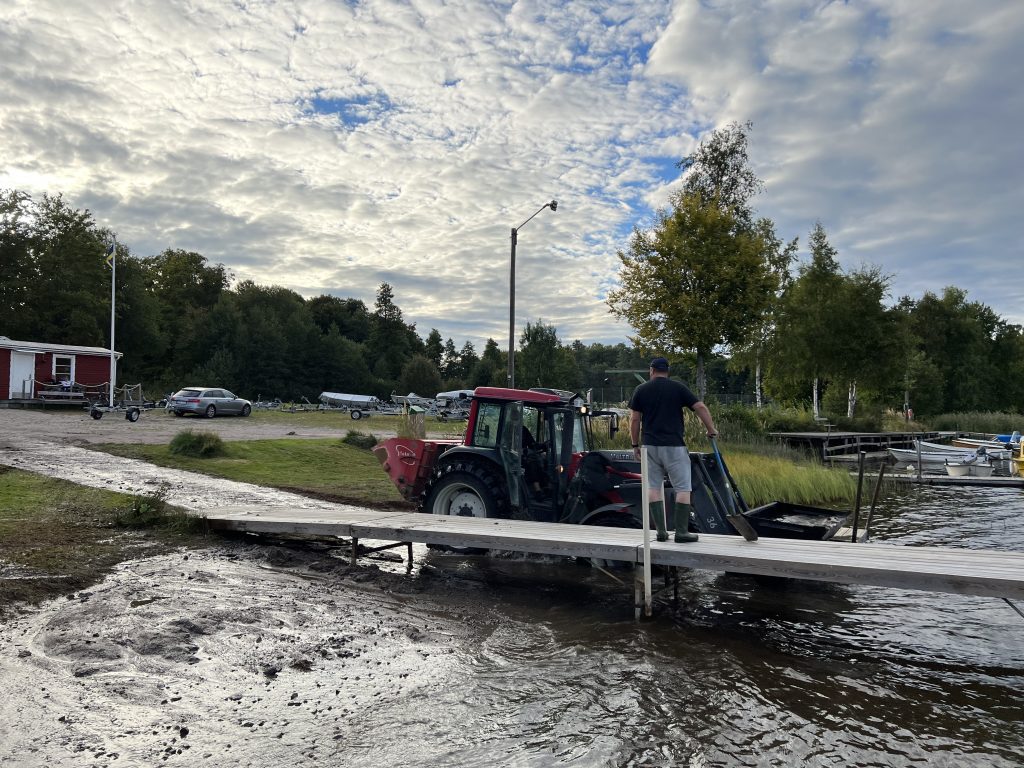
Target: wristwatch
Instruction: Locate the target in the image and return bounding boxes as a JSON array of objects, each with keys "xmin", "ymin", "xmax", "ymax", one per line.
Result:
[{"xmin": 632, "ymin": 444, "xmax": 640, "ymax": 448}]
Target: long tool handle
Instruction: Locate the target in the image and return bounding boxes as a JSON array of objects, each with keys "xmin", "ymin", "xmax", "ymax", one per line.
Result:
[
  {"xmin": 710, "ymin": 437, "xmax": 758, "ymax": 542},
  {"xmin": 713, "ymin": 437, "xmax": 749, "ymax": 513}
]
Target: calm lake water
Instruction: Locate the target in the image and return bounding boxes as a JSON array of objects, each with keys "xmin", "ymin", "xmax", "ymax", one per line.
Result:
[{"xmin": 358, "ymin": 483, "xmax": 1024, "ymax": 768}]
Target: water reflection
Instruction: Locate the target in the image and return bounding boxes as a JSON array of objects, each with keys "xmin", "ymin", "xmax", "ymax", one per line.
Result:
[{"xmin": 359, "ymin": 485, "xmax": 1024, "ymax": 768}]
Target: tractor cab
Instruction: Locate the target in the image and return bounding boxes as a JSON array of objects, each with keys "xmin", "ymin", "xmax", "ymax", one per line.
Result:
[{"xmin": 462, "ymin": 387, "xmax": 600, "ymax": 521}]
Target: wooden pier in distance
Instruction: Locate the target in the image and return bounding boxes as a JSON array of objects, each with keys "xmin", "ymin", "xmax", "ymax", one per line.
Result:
[
  {"xmin": 770, "ymin": 430, "xmax": 943, "ymax": 462},
  {"xmin": 206, "ymin": 505, "xmax": 1024, "ymax": 612}
]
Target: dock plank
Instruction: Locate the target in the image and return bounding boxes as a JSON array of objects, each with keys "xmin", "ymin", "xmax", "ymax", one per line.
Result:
[{"xmin": 204, "ymin": 505, "xmax": 1024, "ymax": 601}]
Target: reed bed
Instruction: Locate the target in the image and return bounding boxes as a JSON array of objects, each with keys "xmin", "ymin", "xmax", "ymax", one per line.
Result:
[{"xmin": 724, "ymin": 449, "xmax": 857, "ymax": 508}]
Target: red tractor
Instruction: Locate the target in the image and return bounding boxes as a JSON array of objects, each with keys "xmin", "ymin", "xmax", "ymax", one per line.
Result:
[{"xmin": 373, "ymin": 387, "xmax": 848, "ymax": 541}]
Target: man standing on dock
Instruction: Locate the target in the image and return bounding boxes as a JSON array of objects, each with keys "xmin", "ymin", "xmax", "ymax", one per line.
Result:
[{"xmin": 629, "ymin": 357, "xmax": 719, "ymax": 543}]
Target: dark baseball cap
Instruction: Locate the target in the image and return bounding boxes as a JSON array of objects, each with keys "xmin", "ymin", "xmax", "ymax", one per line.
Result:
[{"xmin": 649, "ymin": 357, "xmax": 670, "ymax": 371}]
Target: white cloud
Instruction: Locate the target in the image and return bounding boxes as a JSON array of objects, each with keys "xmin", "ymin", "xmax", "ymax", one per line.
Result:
[{"xmin": 2, "ymin": 0, "xmax": 1022, "ymax": 355}]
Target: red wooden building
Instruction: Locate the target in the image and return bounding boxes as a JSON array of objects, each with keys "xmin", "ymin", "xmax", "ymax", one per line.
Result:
[{"xmin": 0, "ymin": 336, "xmax": 122, "ymax": 400}]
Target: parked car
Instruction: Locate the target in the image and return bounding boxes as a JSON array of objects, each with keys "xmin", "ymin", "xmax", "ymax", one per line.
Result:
[{"xmin": 168, "ymin": 387, "xmax": 252, "ymax": 418}]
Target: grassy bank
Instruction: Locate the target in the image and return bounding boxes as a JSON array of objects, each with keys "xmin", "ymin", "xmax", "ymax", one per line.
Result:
[
  {"xmin": 97, "ymin": 434, "xmax": 855, "ymax": 509},
  {"xmin": 96, "ymin": 437, "xmax": 411, "ymax": 508},
  {"xmin": 0, "ymin": 467, "xmax": 207, "ymax": 615}
]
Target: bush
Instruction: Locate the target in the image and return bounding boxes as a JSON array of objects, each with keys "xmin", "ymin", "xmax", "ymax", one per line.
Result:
[
  {"xmin": 114, "ymin": 486, "xmax": 202, "ymax": 532},
  {"xmin": 342, "ymin": 430, "xmax": 379, "ymax": 450},
  {"xmin": 168, "ymin": 430, "xmax": 226, "ymax": 458}
]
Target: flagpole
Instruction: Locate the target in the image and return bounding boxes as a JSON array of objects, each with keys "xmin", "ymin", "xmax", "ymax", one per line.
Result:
[{"xmin": 108, "ymin": 241, "xmax": 116, "ymax": 408}]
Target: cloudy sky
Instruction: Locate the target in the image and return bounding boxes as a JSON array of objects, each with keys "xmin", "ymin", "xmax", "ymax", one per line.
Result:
[{"xmin": 3, "ymin": 0, "xmax": 1022, "ymax": 350}]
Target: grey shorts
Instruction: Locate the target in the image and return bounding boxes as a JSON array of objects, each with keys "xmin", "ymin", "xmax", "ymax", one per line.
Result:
[{"xmin": 644, "ymin": 445, "xmax": 692, "ymax": 492}]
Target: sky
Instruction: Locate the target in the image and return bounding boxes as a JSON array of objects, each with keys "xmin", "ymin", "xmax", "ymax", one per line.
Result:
[{"xmin": 2, "ymin": 0, "xmax": 1023, "ymax": 351}]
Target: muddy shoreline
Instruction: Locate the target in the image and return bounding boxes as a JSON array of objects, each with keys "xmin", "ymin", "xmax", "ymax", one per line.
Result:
[
  {"xmin": 3, "ymin": 410, "xmax": 1023, "ymax": 767},
  {"xmin": 0, "ymin": 408, "xmax": 480, "ymax": 766},
  {"xmin": 0, "ymin": 540, "xmax": 488, "ymax": 767}
]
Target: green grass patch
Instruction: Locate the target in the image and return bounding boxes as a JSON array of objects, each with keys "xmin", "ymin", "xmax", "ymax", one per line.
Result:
[
  {"xmin": 0, "ymin": 468, "xmax": 208, "ymax": 615},
  {"xmin": 94, "ymin": 438, "xmax": 409, "ymax": 508},
  {"xmin": 169, "ymin": 429, "xmax": 227, "ymax": 457},
  {"xmin": 723, "ymin": 448, "xmax": 857, "ymax": 507}
]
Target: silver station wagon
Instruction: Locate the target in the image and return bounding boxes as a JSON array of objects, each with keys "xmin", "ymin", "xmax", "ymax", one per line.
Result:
[{"xmin": 168, "ymin": 387, "xmax": 252, "ymax": 418}]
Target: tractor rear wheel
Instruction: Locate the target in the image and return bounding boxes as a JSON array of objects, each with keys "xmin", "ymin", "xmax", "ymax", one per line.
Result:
[{"xmin": 423, "ymin": 461, "xmax": 508, "ymax": 520}]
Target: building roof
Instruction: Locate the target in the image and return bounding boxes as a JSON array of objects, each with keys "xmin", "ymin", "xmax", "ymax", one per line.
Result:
[{"xmin": 0, "ymin": 336, "xmax": 122, "ymax": 358}]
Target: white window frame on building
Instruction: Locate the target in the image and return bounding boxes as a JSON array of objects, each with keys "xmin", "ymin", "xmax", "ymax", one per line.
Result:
[{"xmin": 52, "ymin": 354, "xmax": 76, "ymax": 383}]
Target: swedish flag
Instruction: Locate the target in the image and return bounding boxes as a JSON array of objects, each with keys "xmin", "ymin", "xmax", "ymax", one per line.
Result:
[{"xmin": 104, "ymin": 242, "xmax": 115, "ymax": 267}]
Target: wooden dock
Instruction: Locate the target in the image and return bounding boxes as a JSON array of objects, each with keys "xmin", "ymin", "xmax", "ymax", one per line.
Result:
[
  {"xmin": 206, "ymin": 505, "xmax": 1024, "ymax": 605},
  {"xmin": 861, "ymin": 473, "xmax": 1024, "ymax": 488},
  {"xmin": 771, "ymin": 430, "xmax": 943, "ymax": 461}
]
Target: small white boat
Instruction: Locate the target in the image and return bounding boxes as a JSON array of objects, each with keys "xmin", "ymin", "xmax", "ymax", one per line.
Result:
[
  {"xmin": 919, "ymin": 439, "xmax": 1011, "ymax": 460},
  {"xmin": 944, "ymin": 455, "xmax": 994, "ymax": 478},
  {"xmin": 890, "ymin": 446, "xmax": 971, "ymax": 470},
  {"xmin": 950, "ymin": 437, "xmax": 1013, "ymax": 458},
  {"xmin": 945, "ymin": 461, "xmax": 972, "ymax": 477}
]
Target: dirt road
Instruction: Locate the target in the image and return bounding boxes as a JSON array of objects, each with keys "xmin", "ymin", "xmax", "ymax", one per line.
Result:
[{"xmin": 0, "ymin": 406, "xmax": 357, "ymax": 446}]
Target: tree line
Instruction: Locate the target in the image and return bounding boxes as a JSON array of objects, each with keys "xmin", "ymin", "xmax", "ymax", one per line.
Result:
[
  {"xmin": 3, "ymin": 133, "xmax": 1022, "ymax": 418},
  {"xmin": 607, "ymin": 122, "xmax": 1024, "ymax": 418},
  {"xmin": 0, "ymin": 189, "xmax": 656, "ymax": 402}
]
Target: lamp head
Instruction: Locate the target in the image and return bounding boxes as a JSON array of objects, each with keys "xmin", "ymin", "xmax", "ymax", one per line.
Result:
[{"xmin": 549, "ymin": 200, "xmax": 558, "ymax": 211}]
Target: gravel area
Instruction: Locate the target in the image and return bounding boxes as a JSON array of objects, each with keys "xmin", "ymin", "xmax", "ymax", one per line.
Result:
[{"xmin": 0, "ymin": 406, "xmax": 358, "ymax": 446}]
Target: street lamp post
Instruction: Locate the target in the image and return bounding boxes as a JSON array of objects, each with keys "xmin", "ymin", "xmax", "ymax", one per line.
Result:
[{"xmin": 508, "ymin": 199, "xmax": 557, "ymax": 388}]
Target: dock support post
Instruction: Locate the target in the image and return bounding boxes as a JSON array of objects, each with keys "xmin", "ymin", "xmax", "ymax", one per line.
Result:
[
  {"xmin": 639, "ymin": 446, "xmax": 652, "ymax": 618},
  {"xmin": 851, "ymin": 452, "xmax": 866, "ymax": 542},
  {"xmin": 633, "ymin": 567, "xmax": 643, "ymax": 620},
  {"xmin": 860, "ymin": 463, "xmax": 886, "ymax": 542}
]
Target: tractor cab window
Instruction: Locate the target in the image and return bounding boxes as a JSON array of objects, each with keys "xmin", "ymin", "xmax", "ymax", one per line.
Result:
[
  {"xmin": 473, "ymin": 402, "xmax": 502, "ymax": 448},
  {"xmin": 552, "ymin": 411, "xmax": 587, "ymax": 454},
  {"xmin": 522, "ymin": 406, "xmax": 543, "ymax": 446}
]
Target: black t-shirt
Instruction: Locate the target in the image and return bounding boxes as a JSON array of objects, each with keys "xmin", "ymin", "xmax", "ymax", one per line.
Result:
[{"xmin": 628, "ymin": 377, "xmax": 699, "ymax": 446}]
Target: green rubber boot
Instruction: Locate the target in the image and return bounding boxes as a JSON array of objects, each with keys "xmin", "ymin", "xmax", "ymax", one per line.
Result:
[
  {"xmin": 650, "ymin": 501, "xmax": 668, "ymax": 542},
  {"xmin": 674, "ymin": 502, "xmax": 699, "ymax": 543}
]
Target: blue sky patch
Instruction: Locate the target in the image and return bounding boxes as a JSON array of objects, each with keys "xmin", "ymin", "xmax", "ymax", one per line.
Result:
[{"xmin": 307, "ymin": 92, "xmax": 393, "ymax": 127}]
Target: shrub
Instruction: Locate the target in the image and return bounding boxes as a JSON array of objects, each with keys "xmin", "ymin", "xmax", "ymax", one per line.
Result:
[
  {"xmin": 342, "ymin": 430, "xmax": 379, "ymax": 450},
  {"xmin": 168, "ymin": 430, "xmax": 226, "ymax": 458},
  {"xmin": 114, "ymin": 486, "xmax": 202, "ymax": 532}
]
